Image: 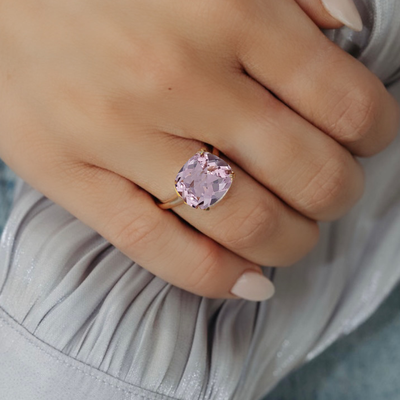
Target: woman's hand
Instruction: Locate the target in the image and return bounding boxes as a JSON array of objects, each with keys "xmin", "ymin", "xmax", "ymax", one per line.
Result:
[{"xmin": 0, "ymin": 0, "xmax": 398, "ymax": 300}]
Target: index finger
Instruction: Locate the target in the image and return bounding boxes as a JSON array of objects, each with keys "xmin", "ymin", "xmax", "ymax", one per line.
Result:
[{"xmin": 236, "ymin": 0, "xmax": 400, "ymax": 157}]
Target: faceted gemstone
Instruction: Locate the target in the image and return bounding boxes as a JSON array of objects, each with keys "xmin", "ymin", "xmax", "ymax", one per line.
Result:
[{"xmin": 175, "ymin": 150, "xmax": 234, "ymax": 209}]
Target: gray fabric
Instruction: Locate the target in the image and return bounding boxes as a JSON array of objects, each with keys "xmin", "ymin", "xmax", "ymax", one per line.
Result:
[
  {"xmin": 266, "ymin": 282, "xmax": 400, "ymax": 400},
  {"xmin": 1, "ymin": 1, "xmax": 400, "ymax": 399},
  {"xmin": 0, "ymin": 160, "xmax": 16, "ymax": 233}
]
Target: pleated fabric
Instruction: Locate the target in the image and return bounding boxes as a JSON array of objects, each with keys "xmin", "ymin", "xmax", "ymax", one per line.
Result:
[{"xmin": 1, "ymin": 0, "xmax": 400, "ymax": 399}]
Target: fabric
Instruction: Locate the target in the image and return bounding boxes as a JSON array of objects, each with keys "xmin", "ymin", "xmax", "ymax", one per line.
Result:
[
  {"xmin": 1, "ymin": 0, "xmax": 400, "ymax": 399},
  {"xmin": 0, "ymin": 160, "xmax": 16, "ymax": 233},
  {"xmin": 266, "ymin": 282, "xmax": 400, "ymax": 400}
]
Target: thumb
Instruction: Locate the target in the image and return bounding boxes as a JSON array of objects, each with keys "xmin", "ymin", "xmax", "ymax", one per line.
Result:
[{"xmin": 295, "ymin": 0, "xmax": 363, "ymax": 32}]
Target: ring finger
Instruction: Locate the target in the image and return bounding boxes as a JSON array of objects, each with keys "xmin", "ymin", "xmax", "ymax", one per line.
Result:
[{"xmin": 90, "ymin": 130, "xmax": 319, "ymax": 267}]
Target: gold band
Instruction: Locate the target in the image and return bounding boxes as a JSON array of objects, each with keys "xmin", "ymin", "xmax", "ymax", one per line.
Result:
[
  {"xmin": 158, "ymin": 195, "xmax": 184, "ymax": 210},
  {"xmin": 157, "ymin": 146, "xmax": 220, "ymax": 210}
]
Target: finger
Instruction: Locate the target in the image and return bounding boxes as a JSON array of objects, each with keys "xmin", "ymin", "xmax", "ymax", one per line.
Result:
[
  {"xmin": 236, "ymin": 0, "xmax": 400, "ymax": 157},
  {"xmin": 295, "ymin": 0, "xmax": 362, "ymax": 31},
  {"xmin": 181, "ymin": 72, "xmax": 365, "ymax": 222},
  {"xmin": 116, "ymin": 65, "xmax": 364, "ymax": 222},
  {"xmin": 90, "ymin": 131, "xmax": 320, "ymax": 268},
  {"xmin": 9, "ymin": 150, "xmax": 274, "ymax": 301}
]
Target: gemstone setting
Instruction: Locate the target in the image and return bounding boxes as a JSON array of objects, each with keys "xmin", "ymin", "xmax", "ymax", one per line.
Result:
[{"xmin": 175, "ymin": 150, "xmax": 234, "ymax": 210}]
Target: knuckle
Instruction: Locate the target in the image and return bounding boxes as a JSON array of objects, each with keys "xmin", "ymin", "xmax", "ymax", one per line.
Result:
[
  {"xmin": 327, "ymin": 84, "xmax": 378, "ymax": 144},
  {"xmin": 145, "ymin": 60, "xmax": 183, "ymax": 90},
  {"xmin": 139, "ymin": 52, "xmax": 188, "ymax": 93},
  {"xmin": 298, "ymin": 149, "xmax": 352, "ymax": 215},
  {"xmin": 115, "ymin": 38, "xmax": 190, "ymax": 96},
  {"xmin": 219, "ymin": 199, "xmax": 277, "ymax": 252}
]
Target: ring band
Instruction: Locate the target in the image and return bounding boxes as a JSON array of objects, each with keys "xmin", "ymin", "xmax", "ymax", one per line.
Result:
[{"xmin": 158, "ymin": 145, "xmax": 234, "ymax": 210}]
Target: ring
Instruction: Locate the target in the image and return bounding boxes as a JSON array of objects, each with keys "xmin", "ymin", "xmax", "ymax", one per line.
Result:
[{"xmin": 158, "ymin": 146, "xmax": 235, "ymax": 210}]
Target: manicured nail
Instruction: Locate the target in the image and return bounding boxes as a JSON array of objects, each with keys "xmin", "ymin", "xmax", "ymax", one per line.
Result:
[
  {"xmin": 230, "ymin": 271, "xmax": 275, "ymax": 301},
  {"xmin": 321, "ymin": 0, "xmax": 363, "ymax": 32}
]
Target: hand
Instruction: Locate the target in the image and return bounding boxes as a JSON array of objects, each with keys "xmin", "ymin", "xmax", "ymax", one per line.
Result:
[{"xmin": 0, "ymin": 0, "xmax": 398, "ymax": 300}]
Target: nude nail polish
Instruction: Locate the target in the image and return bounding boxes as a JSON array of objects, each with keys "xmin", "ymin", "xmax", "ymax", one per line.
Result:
[
  {"xmin": 230, "ymin": 271, "xmax": 275, "ymax": 301},
  {"xmin": 321, "ymin": 0, "xmax": 363, "ymax": 32}
]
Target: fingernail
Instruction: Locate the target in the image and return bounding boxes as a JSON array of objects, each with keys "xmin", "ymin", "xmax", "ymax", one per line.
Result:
[
  {"xmin": 230, "ymin": 271, "xmax": 275, "ymax": 301},
  {"xmin": 321, "ymin": 0, "xmax": 363, "ymax": 32}
]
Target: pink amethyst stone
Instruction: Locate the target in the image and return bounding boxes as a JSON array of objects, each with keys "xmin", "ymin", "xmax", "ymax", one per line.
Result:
[{"xmin": 175, "ymin": 151, "xmax": 234, "ymax": 209}]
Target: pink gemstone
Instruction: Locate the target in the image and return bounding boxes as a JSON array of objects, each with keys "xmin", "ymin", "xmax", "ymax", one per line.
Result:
[{"xmin": 175, "ymin": 151, "xmax": 234, "ymax": 209}]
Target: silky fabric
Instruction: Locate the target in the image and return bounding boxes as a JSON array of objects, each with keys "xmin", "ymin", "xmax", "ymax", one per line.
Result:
[{"xmin": 1, "ymin": 0, "xmax": 400, "ymax": 399}]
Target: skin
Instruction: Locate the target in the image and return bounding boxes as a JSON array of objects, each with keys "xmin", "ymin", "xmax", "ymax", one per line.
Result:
[{"xmin": 0, "ymin": 0, "xmax": 398, "ymax": 299}]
